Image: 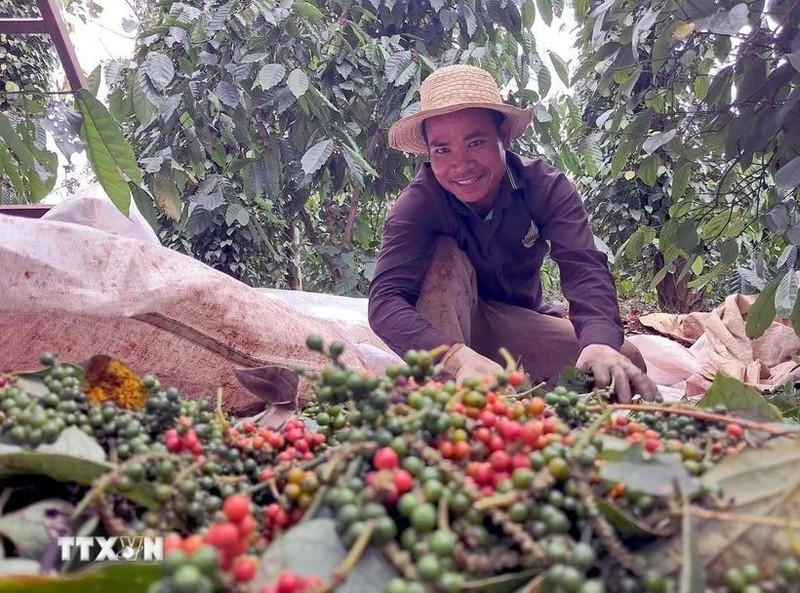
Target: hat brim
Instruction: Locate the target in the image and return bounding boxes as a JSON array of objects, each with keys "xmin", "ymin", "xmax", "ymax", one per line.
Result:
[{"xmin": 388, "ymin": 103, "xmax": 533, "ymax": 155}]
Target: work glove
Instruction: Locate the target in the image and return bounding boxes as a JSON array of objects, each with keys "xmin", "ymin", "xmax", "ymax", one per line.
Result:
[
  {"xmin": 576, "ymin": 344, "xmax": 658, "ymax": 403},
  {"xmin": 440, "ymin": 343, "xmax": 504, "ymax": 385}
]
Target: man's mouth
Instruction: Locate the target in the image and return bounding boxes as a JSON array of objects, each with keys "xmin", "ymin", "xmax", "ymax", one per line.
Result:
[{"xmin": 452, "ymin": 175, "xmax": 481, "ymax": 187}]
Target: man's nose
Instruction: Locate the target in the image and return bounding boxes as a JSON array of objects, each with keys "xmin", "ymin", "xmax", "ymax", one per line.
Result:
[{"xmin": 447, "ymin": 146, "xmax": 471, "ymax": 167}]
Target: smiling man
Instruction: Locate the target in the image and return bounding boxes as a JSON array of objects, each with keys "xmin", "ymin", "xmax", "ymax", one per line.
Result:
[{"xmin": 368, "ymin": 65, "xmax": 657, "ymax": 402}]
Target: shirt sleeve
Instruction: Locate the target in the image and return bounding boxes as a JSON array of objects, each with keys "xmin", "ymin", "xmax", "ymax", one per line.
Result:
[
  {"xmin": 368, "ymin": 182, "xmax": 454, "ymax": 356},
  {"xmin": 536, "ymin": 171, "xmax": 624, "ymax": 351}
]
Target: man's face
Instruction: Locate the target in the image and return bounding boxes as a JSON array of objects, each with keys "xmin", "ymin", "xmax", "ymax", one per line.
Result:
[{"xmin": 425, "ymin": 108, "xmax": 511, "ymax": 215}]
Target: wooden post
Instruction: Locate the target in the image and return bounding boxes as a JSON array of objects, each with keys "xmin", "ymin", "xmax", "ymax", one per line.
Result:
[{"xmin": 0, "ymin": 0, "xmax": 87, "ymax": 91}]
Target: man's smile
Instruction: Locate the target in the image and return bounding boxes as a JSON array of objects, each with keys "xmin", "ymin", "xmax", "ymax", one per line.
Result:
[{"xmin": 452, "ymin": 175, "xmax": 482, "ymax": 186}]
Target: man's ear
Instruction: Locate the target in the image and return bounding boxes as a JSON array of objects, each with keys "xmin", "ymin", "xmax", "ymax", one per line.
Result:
[{"xmin": 500, "ymin": 119, "xmax": 513, "ymax": 148}]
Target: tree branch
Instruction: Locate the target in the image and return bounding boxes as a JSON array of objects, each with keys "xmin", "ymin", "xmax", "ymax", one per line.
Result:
[
  {"xmin": 298, "ymin": 208, "xmax": 343, "ymax": 280},
  {"xmin": 342, "ymin": 128, "xmax": 384, "ymax": 246}
]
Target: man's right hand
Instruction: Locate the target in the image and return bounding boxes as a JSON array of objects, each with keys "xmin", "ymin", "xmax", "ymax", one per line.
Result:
[{"xmin": 440, "ymin": 343, "xmax": 504, "ymax": 385}]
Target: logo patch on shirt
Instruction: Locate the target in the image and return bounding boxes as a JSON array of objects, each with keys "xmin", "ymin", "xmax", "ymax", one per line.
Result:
[{"xmin": 522, "ymin": 221, "xmax": 539, "ymax": 248}]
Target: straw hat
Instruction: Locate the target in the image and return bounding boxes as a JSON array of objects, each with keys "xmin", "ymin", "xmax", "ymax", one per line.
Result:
[{"xmin": 388, "ymin": 65, "xmax": 533, "ymax": 155}]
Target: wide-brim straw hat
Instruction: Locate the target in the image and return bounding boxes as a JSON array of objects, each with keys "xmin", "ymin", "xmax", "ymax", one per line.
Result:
[{"xmin": 388, "ymin": 65, "xmax": 533, "ymax": 155}]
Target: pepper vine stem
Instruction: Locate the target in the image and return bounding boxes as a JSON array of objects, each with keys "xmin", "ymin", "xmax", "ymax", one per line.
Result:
[
  {"xmin": 438, "ymin": 492, "xmax": 451, "ymax": 533},
  {"xmin": 314, "ymin": 520, "xmax": 377, "ymax": 593},
  {"xmin": 679, "ymin": 506, "xmax": 797, "ymax": 528},
  {"xmin": 586, "ymin": 403, "xmax": 792, "ymax": 435}
]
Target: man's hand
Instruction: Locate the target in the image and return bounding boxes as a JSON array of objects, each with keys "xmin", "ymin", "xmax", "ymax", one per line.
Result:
[
  {"xmin": 576, "ymin": 344, "xmax": 658, "ymax": 403},
  {"xmin": 440, "ymin": 344, "xmax": 504, "ymax": 385}
]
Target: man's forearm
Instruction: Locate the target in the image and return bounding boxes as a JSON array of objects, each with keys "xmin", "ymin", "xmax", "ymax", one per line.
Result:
[{"xmin": 368, "ymin": 294, "xmax": 452, "ymax": 356}]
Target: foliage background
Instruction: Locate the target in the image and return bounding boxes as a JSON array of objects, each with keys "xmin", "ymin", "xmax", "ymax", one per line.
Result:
[{"xmin": 1, "ymin": 0, "xmax": 799, "ymax": 320}]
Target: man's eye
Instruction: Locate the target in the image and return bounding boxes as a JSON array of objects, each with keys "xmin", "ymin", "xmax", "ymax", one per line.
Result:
[
  {"xmin": 433, "ymin": 147, "xmax": 448, "ymax": 155},
  {"xmin": 470, "ymin": 139, "xmax": 484, "ymax": 148}
]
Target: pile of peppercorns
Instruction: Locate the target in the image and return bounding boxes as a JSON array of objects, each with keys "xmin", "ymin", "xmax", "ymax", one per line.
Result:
[{"xmin": 0, "ymin": 343, "xmax": 797, "ymax": 593}]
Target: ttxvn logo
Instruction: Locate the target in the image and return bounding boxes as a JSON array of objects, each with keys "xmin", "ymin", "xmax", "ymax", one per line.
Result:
[{"xmin": 57, "ymin": 536, "xmax": 164, "ymax": 562}]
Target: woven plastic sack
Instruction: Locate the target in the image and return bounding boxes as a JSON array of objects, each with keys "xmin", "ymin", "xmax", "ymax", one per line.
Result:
[{"xmin": 0, "ymin": 212, "xmax": 394, "ymax": 416}]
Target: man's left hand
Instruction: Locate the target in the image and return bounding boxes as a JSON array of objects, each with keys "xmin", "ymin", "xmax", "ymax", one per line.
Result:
[{"xmin": 576, "ymin": 344, "xmax": 658, "ymax": 403}]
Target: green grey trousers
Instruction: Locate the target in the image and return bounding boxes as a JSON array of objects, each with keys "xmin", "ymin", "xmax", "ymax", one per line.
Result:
[{"xmin": 416, "ymin": 237, "xmax": 646, "ymax": 385}]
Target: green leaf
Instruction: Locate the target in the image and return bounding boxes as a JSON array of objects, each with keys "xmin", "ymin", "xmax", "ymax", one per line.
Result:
[
  {"xmin": 75, "ymin": 95, "xmax": 139, "ymax": 215},
  {"xmin": 86, "ymin": 64, "xmax": 102, "ymax": 96},
  {"xmin": 581, "ymin": 142, "xmax": 602, "ymax": 177},
  {"xmin": 792, "ymin": 287, "xmax": 800, "ymax": 337},
  {"xmin": 775, "ymin": 269, "xmax": 798, "ymax": 317},
  {"xmin": 152, "ymin": 174, "xmax": 183, "ymax": 222},
  {"xmin": 75, "ymin": 89, "xmax": 142, "ymax": 186},
  {"xmin": 638, "ymin": 154, "xmax": 660, "ymax": 186},
  {"xmin": 691, "ymin": 255, "xmax": 704, "ymax": 276},
  {"xmin": 548, "ymin": 51, "xmax": 569, "ymax": 86},
  {"xmin": 0, "ymin": 562, "xmax": 161, "ymax": 592},
  {"xmin": 225, "ymin": 202, "xmax": 250, "ymax": 226},
  {"xmin": 688, "ymin": 240, "xmax": 738, "ymax": 289},
  {"xmin": 439, "ymin": 8, "xmax": 458, "ymax": 30},
  {"xmin": 775, "ymin": 155, "xmax": 800, "ymax": 189},
  {"xmin": 522, "ymin": 0, "xmax": 535, "ymax": 28},
  {"xmin": 254, "ymin": 518, "xmax": 397, "ymax": 591},
  {"xmin": 698, "ymin": 373, "xmax": 783, "ymax": 421},
  {"xmin": 341, "ymin": 145, "xmax": 371, "ymax": 189},
  {"xmin": 678, "ymin": 492, "xmax": 705, "ymax": 593},
  {"xmin": 293, "ymin": 0, "xmax": 324, "ymax": 22},
  {"xmin": 394, "ymin": 61, "xmax": 418, "ymax": 87},
  {"xmin": 35, "ymin": 426, "xmax": 106, "ymax": 462},
  {"xmin": 385, "ymin": 51, "xmax": 413, "ymax": 83},
  {"xmin": 649, "ymin": 443, "xmax": 800, "ymax": 580},
  {"xmin": 458, "ymin": 1, "xmax": 478, "ymax": 36},
  {"xmin": 745, "ymin": 276, "xmax": 780, "ymax": 339},
  {"xmin": 611, "ymin": 140, "xmax": 634, "ymax": 176},
  {"xmin": 0, "ymin": 436, "xmax": 158, "ymax": 509},
  {"xmin": 706, "ymin": 66, "xmax": 733, "ymax": 107},
  {"xmin": 535, "ymin": 0, "xmax": 553, "ymax": 25},
  {"xmin": 600, "ymin": 443, "xmax": 699, "ymax": 497},
  {"xmin": 649, "ymin": 266, "xmax": 670, "ymax": 291},
  {"xmin": 671, "ymin": 160, "xmax": 691, "ymax": 200},
  {"xmin": 537, "ymin": 65, "xmax": 551, "ymax": 97},
  {"xmin": 0, "ymin": 142, "xmax": 24, "ymax": 194},
  {"xmin": 130, "ymin": 69, "xmax": 157, "ymax": 126},
  {"xmin": 208, "ymin": 0, "xmax": 233, "ymax": 32},
  {"xmin": 694, "ymin": 75, "xmax": 710, "ymax": 100},
  {"xmin": 598, "ymin": 499, "xmax": 673, "ymax": 538},
  {"xmin": 143, "ymin": 52, "xmax": 174, "ymax": 92},
  {"xmin": 651, "ymin": 28, "xmax": 672, "ymax": 73},
  {"xmin": 131, "ymin": 185, "xmax": 160, "ymax": 231},
  {"xmin": 0, "ymin": 112, "xmax": 38, "ymax": 173},
  {"xmin": 215, "ymin": 81, "xmax": 240, "ymax": 107},
  {"xmin": 632, "ymin": 7, "xmax": 660, "ymax": 60},
  {"xmin": 28, "ymin": 147, "xmax": 58, "ymax": 202},
  {"xmin": 0, "ymin": 500, "xmax": 74, "ymax": 559},
  {"xmin": 676, "ymin": 219, "xmax": 699, "ymax": 255},
  {"xmin": 619, "ymin": 226, "xmax": 656, "ymax": 263},
  {"xmin": 659, "ymin": 218, "xmax": 680, "ymax": 255},
  {"xmin": 300, "ymin": 138, "xmax": 333, "ymax": 176},
  {"xmin": 108, "ymin": 91, "xmax": 134, "ymax": 123},
  {"xmin": 287, "ymin": 69, "xmax": 309, "ymax": 98},
  {"xmin": 254, "ymin": 63, "xmax": 286, "ymax": 91},
  {"xmin": 701, "ymin": 211, "xmax": 741, "ymax": 241},
  {"xmin": 643, "ymin": 129, "xmax": 676, "ymax": 155}
]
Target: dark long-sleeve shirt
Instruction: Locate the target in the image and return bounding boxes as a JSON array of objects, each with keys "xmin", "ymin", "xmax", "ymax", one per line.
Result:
[{"xmin": 368, "ymin": 152, "xmax": 623, "ymax": 356}]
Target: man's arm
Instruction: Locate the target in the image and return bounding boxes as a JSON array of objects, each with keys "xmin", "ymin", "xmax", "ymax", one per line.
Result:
[
  {"xmin": 368, "ymin": 187, "xmax": 452, "ymax": 356},
  {"xmin": 535, "ymin": 170, "xmax": 657, "ymax": 401},
  {"xmin": 535, "ymin": 172, "xmax": 623, "ymax": 351}
]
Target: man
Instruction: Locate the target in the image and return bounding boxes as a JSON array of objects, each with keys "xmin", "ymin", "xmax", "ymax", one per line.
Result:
[{"xmin": 368, "ymin": 64, "xmax": 657, "ymax": 402}]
